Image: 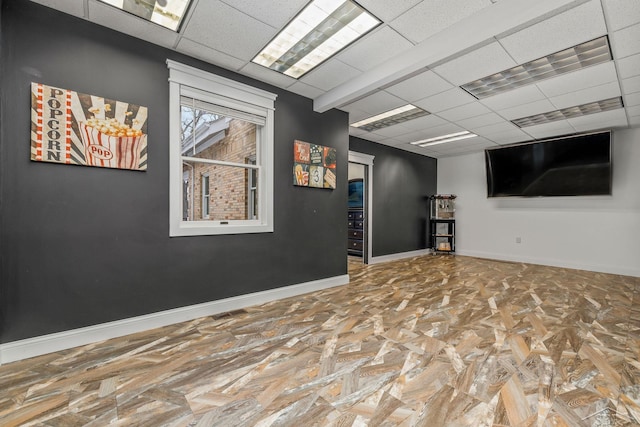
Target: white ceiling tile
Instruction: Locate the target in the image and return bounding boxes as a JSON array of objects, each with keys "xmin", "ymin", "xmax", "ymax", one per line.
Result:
[
  {"xmin": 499, "ymin": 0, "xmax": 607, "ymax": 64},
  {"xmin": 385, "ymin": 71, "xmax": 454, "ymax": 103},
  {"xmin": 342, "ymin": 107, "xmax": 372, "ymax": 124},
  {"xmin": 182, "ymin": 0, "xmax": 275, "ymax": 61},
  {"xmin": 390, "ymin": 0, "xmax": 493, "ymax": 44},
  {"xmin": 433, "ymin": 42, "xmax": 517, "ymax": 86},
  {"xmin": 629, "ymin": 116, "xmax": 640, "ymax": 126},
  {"xmin": 436, "ymin": 102, "xmax": 491, "ymax": 122},
  {"xmin": 568, "ymin": 109, "xmax": 628, "ymax": 132},
  {"xmin": 397, "ymin": 114, "xmax": 449, "ymax": 132},
  {"xmin": 610, "ymin": 23, "xmax": 640, "ymax": 59},
  {"xmin": 601, "ymin": 0, "xmax": 640, "ymax": 32},
  {"xmin": 484, "ymin": 129, "xmax": 532, "ymax": 145},
  {"xmin": 414, "ymin": 88, "xmax": 476, "ymax": 113},
  {"xmin": 624, "ymin": 92, "xmax": 640, "ymax": 107},
  {"xmin": 627, "ymin": 105, "xmax": 640, "ymax": 117},
  {"xmin": 176, "ymin": 38, "xmax": 246, "ymax": 71},
  {"xmin": 522, "ymin": 120, "xmax": 576, "ymax": 139},
  {"xmin": 356, "ymin": 0, "xmax": 423, "ymax": 22},
  {"xmin": 456, "ymin": 113, "xmax": 507, "ymax": 130},
  {"xmin": 348, "ymin": 127, "xmax": 369, "ymax": 137},
  {"xmin": 549, "ymin": 81, "xmax": 621, "ymax": 110},
  {"xmin": 218, "ymin": 0, "xmax": 307, "ymax": 28},
  {"xmin": 617, "ymin": 53, "xmax": 640, "ymax": 79},
  {"xmin": 300, "ymin": 60, "xmax": 362, "ymax": 92},
  {"xmin": 288, "ymin": 81, "xmax": 324, "ymax": 100},
  {"xmin": 536, "ymin": 62, "xmax": 618, "ymax": 98},
  {"xmin": 473, "ymin": 121, "xmax": 519, "ymax": 137},
  {"xmin": 31, "ymin": 0, "xmax": 85, "ymax": 17},
  {"xmin": 497, "ymin": 99, "xmax": 556, "ymax": 121},
  {"xmin": 337, "ymin": 27, "xmax": 414, "ymax": 72},
  {"xmin": 480, "ymin": 85, "xmax": 547, "ymax": 111},
  {"xmin": 239, "ymin": 62, "xmax": 297, "ymax": 89},
  {"xmin": 342, "ymin": 91, "xmax": 406, "ymax": 116},
  {"xmin": 402, "ymin": 123, "xmax": 467, "ymax": 143},
  {"xmin": 622, "ymin": 76, "xmax": 640, "ymax": 94},
  {"xmin": 87, "ymin": 0, "xmax": 179, "ymax": 49}
]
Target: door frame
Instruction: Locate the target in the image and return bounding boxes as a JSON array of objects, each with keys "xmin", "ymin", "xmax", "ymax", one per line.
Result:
[{"xmin": 348, "ymin": 151, "xmax": 374, "ymax": 264}]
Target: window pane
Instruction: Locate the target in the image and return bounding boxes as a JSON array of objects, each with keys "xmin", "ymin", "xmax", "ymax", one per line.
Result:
[
  {"xmin": 182, "ymin": 161, "xmax": 258, "ymax": 221},
  {"xmin": 181, "ymin": 104, "xmax": 257, "ymax": 163}
]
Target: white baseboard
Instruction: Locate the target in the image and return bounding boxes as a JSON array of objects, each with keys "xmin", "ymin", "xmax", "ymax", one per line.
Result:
[
  {"xmin": 369, "ymin": 249, "xmax": 432, "ymax": 264},
  {"xmin": 456, "ymin": 249, "xmax": 640, "ymax": 278},
  {"xmin": 0, "ymin": 274, "xmax": 349, "ymax": 365}
]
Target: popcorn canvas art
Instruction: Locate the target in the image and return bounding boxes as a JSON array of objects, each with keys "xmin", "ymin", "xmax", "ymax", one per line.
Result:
[{"xmin": 31, "ymin": 83, "xmax": 148, "ymax": 171}]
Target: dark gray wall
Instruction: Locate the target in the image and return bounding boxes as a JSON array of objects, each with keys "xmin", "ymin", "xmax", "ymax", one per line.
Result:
[
  {"xmin": 0, "ymin": 0, "xmax": 348, "ymax": 343},
  {"xmin": 349, "ymin": 137, "xmax": 437, "ymax": 257}
]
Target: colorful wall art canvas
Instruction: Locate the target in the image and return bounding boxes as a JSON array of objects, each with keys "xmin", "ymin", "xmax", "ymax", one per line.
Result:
[
  {"xmin": 31, "ymin": 83, "xmax": 148, "ymax": 171},
  {"xmin": 293, "ymin": 140, "xmax": 336, "ymax": 189}
]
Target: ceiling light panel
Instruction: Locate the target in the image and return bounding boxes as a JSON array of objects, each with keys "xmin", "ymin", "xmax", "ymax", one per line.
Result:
[
  {"xmin": 511, "ymin": 97, "xmax": 624, "ymax": 127},
  {"xmin": 252, "ymin": 0, "xmax": 380, "ymax": 78},
  {"xmin": 350, "ymin": 105, "xmax": 430, "ymax": 132},
  {"xmin": 410, "ymin": 131, "xmax": 477, "ymax": 147},
  {"xmin": 461, "ymin": 36, "xmax": 612, "ymax": 99},
  {"xmin": 98, "ymin": 0, "xmax": 191, "ymax": 31}
]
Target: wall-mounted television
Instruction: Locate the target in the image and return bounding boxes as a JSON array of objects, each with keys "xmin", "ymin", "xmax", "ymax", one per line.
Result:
[{"xmin": 485, "ymin": 131, "xmax": 612, "ymax": 198}]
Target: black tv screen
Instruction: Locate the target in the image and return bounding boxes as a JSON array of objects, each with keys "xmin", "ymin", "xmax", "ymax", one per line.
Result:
[
  {"xmin": 485, "ymin": 131, "xmax": 612, "ymax": 197},
  {"xmin": 348, "ymin": 179, "xmax": 364, "ymax": 208}
]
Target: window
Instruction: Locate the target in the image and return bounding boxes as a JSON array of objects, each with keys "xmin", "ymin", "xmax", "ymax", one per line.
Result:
[
  {"xmin": 168, "ymin": 60, "xmax": 277, "ymax": 236},
  {"xmin": 201, "ymin": 174, "xmax": 210, "ymax": 219}
]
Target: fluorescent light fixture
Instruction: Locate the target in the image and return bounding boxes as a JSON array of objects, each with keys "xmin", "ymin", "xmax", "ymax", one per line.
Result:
[
  {"xmin": 511, "ymin": 97, "xmax": 624, "ymax": 127},
  {"xmin": 462, "ymin": 36, "xmax": 612, "ymax": 99},
  {"xmin": 350, "ymin": 105, "xmax": 430, "ymax": 132},
  {"xmin": 97, "ymin": 0, "xmax": 191, "ymax": 31},
  {"xmin": 252, "ymin": 0, "xmax": 380, "ymax": 78},
  {"xmin": 410, "ymin": 131, "xmax": 477, "ymax": 147}
]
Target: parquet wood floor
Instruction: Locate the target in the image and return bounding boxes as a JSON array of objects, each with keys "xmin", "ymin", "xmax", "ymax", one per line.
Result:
[{"xmin": 1, "ymin": 255, "xmax": 640, "ymax": 426}]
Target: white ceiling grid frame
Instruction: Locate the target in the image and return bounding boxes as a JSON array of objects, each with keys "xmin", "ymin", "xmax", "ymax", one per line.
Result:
[
  {"xmin": 601, "ymin": 0, "xmax": 640, "ymax": 32},
  {"xmin": 522, "ymin": 120, "xmax": 577, "ymax": 139},
  {"xmin": 390, "ymin": 0, "xmax": 494, "ymax": 44},
  {"xmin": 496, "ymin": 99, "xmax": 557, "ymax": 121},
  {"xmin": 299, "ymin": 59, "xmax": 363, "ymax": 92},
  {"xmin": 314, "ymin": 0, "xmax": 592, "ymax": 112},
  {"xmin": 217, "ymin": 0, "xmax": 308, "ymax": 29},
  {"xmin": 384, "ymin": 70, "xmax": 454, "ymax": 104},
  {"xmin": 414, "ymin": 88, "xmax": 476, "ymax": 113},
  {"xmin": 480, "ymin": 85, "xmax": 548, "ymax": 111},
  {"xmin": 617, "ymin": 54, "xmax": 640, "ymax": 79},
  {"xmin": 497, "ymin": 0, "xmax": 608, "ymax": 64},
  {"xmin": 341, "ymin": 91, "xmax": 407, "ymax": 116},
  {"xmin": 535, "ymin": 61, "xmax": 619, "ymax": 98},
  {"xmin": 336, "ymin": 26, "xmax": 416, "ymax": 72},
  {"xmin": 436, "ymin": 102, "xmax": 492, "ymax": 123},
  {"xmin": 181, "ymin": 0, "xmax": 276, "ymax": 61},
  {"xmin": 175, "ymin": 38, "xmax": 246, "ymax": 71},
  {"xmin": 549, "ymin": 81, "xmax": 622, "ymax": 111},
  {"xmin": 355, "ymin": 0, "xmax": 422, "ymax": 22},
  {"xmin": 432, "ymin": 42, "xmax": 518, "ymax": 86}
]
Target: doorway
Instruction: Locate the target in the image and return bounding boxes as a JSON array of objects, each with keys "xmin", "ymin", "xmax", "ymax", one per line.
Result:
[{"xmin": 348, "ymin": 151, "xmax": 374, "ymax": 264}]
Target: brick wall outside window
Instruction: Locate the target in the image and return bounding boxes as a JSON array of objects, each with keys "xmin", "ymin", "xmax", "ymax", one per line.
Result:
[{"xmin": 183, "ymin": 119, "xmax": 256, "ymax": 220}]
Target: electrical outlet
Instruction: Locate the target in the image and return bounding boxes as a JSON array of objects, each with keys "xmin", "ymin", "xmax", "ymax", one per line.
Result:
[{"xmin": 515, "ymin": 237, "xmax": 521, "ymax": 244}]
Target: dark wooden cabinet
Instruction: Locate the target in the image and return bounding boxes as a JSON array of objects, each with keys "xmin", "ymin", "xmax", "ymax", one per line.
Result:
[{"xmin": 348, "ymin": 208, "xmax": 364, "ymax": 256}]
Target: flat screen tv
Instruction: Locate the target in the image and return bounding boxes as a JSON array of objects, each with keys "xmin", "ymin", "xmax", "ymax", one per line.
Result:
[
  {"xmin": 348, "ymin": 179, "xmax": 364, "ymax": 208},
  {"xmin": 485, "ymin": 131, "xmax": 612, "ymax": 197}
]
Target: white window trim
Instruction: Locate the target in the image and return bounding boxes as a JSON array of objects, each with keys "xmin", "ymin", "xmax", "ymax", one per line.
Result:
[{"xmin": 168, "ymin": 60, "xmax": 277, "ymax": 236}]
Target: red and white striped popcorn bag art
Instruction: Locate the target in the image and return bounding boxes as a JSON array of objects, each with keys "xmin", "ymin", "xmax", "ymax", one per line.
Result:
[
  {"xmin": 31, "ymin": 82, "xmax": 148, "ymax": 171},
  {"xmin": 80, "ymin": 119, "xmax": 146, "ymax": 170}
]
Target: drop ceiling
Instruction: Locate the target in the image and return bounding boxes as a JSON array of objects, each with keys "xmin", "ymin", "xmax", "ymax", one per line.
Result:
[{"xmin": 30, "ymin": 0, "xmax": 640, "ymax": 158}]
